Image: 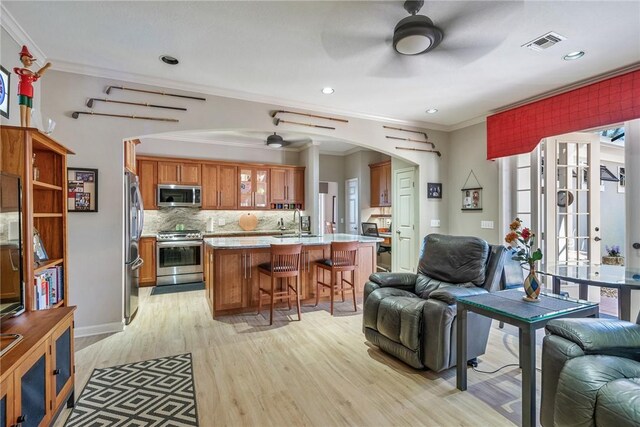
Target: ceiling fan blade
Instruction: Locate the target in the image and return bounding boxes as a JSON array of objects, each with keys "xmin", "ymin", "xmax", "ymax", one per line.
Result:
[{"xmin": 320, "ymin": 1, "xmax": 400, "ymax": 61}]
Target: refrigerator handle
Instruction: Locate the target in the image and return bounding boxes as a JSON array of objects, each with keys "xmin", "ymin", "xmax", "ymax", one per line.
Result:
[
  {"xmin": 134, "ymin": 178, "xmax": 145, "ymax": 240},
  {"xmin": 131, "ymin": 257, "xmax": 144, "ymax": 270}
]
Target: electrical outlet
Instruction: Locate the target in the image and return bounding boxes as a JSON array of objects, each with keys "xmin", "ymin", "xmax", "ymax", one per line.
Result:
[
  {"xmin": 218, "ymin": 218, "xmax": 226, "ymax": 226},
  {"xmin": 430, "ymin": 219, "xmax": 441, "ymax": 228},
  {"xmin": 481, "ymin": 220, "xmax": 494, "ymax": 229},
  {"xmin": 340, "ymin": 218, "xmax": 344, "ymax": 224}
]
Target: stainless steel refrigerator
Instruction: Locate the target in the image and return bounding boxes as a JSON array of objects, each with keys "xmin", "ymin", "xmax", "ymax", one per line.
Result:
[{"xmin": 124, "ymin": 172, "xmax": 144, "ymax": 324}]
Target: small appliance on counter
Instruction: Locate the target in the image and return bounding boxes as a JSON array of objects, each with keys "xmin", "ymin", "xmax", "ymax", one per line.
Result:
[{"xmin": 156, "ymin": 230, "xmax": 203, "ymax": 286}]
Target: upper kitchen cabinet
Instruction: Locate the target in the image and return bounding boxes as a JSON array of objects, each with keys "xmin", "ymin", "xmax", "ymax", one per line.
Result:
[
  {"xmin": 370, "ymin": 160, "xmax": 391, "ymax": 207},
  {"xmin": 270, "ymin": 167, "xmax": 305, "ymax": 207},
  {"xmin": 239, "ymin": 167, "xmax": 269, "ymax": 209},
  {"xmin": 124, "ymin": 139, "xmax": 139, "ymax": 175},
  {"xmin": 202, "ymin": 164, "xmax": 238, "ymax": 210},
  {"xmin": 157, "ymin": 161, "xmax": 201, "ymax": 185},
  {"xmin": 137, "ymin": 159, "xmax": 158, "ymax": 210}
]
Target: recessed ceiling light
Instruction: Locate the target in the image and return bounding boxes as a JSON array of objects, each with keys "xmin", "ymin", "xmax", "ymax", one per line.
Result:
[
  {"xmin": 563, "ymin": 51, "xmax": 585, "ymax": 61},
  {"xmin": 426, "ymin": 108, "xmax": 438, "ymax": 114},
  {"xmin": 321, "ymin": 87, "xmax": 335, "ymax": 94},
  {"xmin": 160, "ymin": 55, "xmax": 179, "ymax": 65}
]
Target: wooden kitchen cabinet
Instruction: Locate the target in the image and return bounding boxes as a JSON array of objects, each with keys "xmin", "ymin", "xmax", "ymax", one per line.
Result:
[
  {"xmin": 158, "ymin": 161, "xmax": 201, "ymax": 185},
  {"xmin": 139, "ymin": 237, "xmax": 156, "ymax": 286},
  {"xmin": 370, "ymin": 160, "xmax": 391, "ymax": 207},
  {"xmin": 202, "ymin": 164, "xmax": 238, "ymax": 209},
  {"xmin": 239, "ymin": 167, "xmax": 269, "ymax": 209},
  {"xmin": 124, "ymin": 139, "xmax": 139, "ymax": 175},
  {"xmin": 213, "ymin": 250, "xmax": 246, "ymax": 311},
  {"xmin": 270, "ymin": 167, "xmax": 305, "ymax": 206},
  {"xmin": 137, "ymin": 159, "xmax": 158, "ymax": 210}
]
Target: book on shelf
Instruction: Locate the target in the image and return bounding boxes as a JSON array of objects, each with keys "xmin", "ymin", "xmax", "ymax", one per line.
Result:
[{"xmin": 33, "ymin": 266, "xmax": 64, "ymax": 310}]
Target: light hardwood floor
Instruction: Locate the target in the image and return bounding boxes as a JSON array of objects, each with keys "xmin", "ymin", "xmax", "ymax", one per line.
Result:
[{"xmin": 56, "ymin": 288, "xmax": 545, "ymax": 426}]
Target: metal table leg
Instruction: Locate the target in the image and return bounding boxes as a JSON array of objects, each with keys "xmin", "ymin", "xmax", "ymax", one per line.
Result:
[
  {"xmin": 456, "ymin": 304, "xmax": 467, "ymax": 391},
  {"xmin": 520, "ymin": 326, "xmax": 536, "ymax": 427},
  {"xmin": 618, "ymin": 287, "xmax": 631, "ymax": 321},
  {"xmin": 552, "ymin": 276, "xmax": 561, "ymax": 294}
]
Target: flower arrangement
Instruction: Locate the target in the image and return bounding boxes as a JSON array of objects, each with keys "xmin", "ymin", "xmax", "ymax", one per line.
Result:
[
  {"xmin": 606, "ymin": 245, "xmax": 622, "ymax": 257},
  {"xmin": 504, "ymin": 218, "xmax": 543, "ymax": 271}
]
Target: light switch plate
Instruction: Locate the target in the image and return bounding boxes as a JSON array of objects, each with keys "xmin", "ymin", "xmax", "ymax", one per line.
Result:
[
  {"xmin": 430, "ymin": 219, "xmax": 441, "ymax": 228},
  {"xmin": 481, "ymin": 220, "xmax": 494, "ymax": 229},
  {"xmin": 340, "ymin": 218, "xmax": 344, "ymax": 224},
  {"xmin": 218, "ymin": 218, "xmax": 226, "ymax": 226}
]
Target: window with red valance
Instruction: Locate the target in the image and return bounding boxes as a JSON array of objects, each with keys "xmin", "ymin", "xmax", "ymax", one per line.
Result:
[{"xmin": 486, "ymin": 69, "xmax": 640, "ymax": 160}]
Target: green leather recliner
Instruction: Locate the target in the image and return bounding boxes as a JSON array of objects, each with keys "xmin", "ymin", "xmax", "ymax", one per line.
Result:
[{"xmin": 541, "ymin": 312, "xmax": 640, "ymax": 427}]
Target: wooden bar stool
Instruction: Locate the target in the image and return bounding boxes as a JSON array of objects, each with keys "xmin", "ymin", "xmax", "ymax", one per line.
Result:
[
  {"xmin": 258, "ymin": 243, "xmax": 303, "ymax": 325},
  {"xmin": 314, "ymin": 241, "xmax": 358, "ymax": 315}
]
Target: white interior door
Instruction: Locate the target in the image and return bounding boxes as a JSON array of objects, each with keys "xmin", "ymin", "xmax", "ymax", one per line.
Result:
[
  {"xmin": 345, "ymin": 178, "xmax": 358, "ymax": 235},
  {"xmin": 393, "ymin": 168, "xmax": 416, "ymax": 273},
  {"xmin": 543, "ymin": 132, "xmax": 601, "ymax": 299}
]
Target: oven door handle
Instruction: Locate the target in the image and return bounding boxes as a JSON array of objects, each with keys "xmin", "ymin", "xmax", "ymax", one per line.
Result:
[{"xmin": 157, "ymin": 241, "xmax": 203, "ymax": 248}]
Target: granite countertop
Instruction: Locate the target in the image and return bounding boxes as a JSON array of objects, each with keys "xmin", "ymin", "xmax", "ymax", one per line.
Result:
[
  {"xmin": 141, "ymin": 230, "xmax": 295, "ymax": 238},
  {"xmin": 204, "ymin": 233, "xmax": 383, "ymax": 249}
]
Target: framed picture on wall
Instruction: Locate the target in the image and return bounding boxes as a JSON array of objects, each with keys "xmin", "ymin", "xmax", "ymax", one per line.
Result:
[
  {"xmin": 67, "ymin": 168, "xmax": 98, "ymax": 212},
  {"xmin": 0, "ymin": 65, "xmax": 10, "ymax": 119},
  {"xmin": 461, "ymin": 188, "xmax": 483, "ymax": 211},
  {"xmin": 427, "ymin": 183, "xmax": 442, "ymax": 199},
  {"xmin": 618, "ymin": 166, "xmax": 625, "ymax": 193}
]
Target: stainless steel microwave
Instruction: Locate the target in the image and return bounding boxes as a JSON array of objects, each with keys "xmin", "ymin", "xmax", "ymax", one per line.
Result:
[{"xmin": 157, "ymin": 185, "xmax": 201, "ymax": 207}]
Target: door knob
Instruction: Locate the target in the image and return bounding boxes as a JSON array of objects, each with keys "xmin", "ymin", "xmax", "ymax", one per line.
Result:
[
  {"xmin": 396, "ymin": 230, "xmax": 401, "ymax": 234},
  {"xmin": 633, "ymin": 243, "xmax": 640, "ymax": 249},
  {"xmin": 594, "ymin": 236, "xmax": 601, "ymax": 241}
]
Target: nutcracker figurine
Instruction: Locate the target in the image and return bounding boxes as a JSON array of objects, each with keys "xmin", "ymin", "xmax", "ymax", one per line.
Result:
[{"xmin": 13, "ymin": 45, "xmax": 51, "ymax": 127}]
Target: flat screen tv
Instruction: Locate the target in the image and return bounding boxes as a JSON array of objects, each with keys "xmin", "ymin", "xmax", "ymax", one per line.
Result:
[{"xmin": 0, "ymin": 172, "xmax": 24, "ymax": 319}]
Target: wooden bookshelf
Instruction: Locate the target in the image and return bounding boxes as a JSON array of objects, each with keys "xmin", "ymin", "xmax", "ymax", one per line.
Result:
[
  {"xmin": 0, "ymin": 126, "xmax": 74, "ymax": 311},
  {"xmin": 34, "ymin": 258, "xmax": 64, "ymax": 274}
]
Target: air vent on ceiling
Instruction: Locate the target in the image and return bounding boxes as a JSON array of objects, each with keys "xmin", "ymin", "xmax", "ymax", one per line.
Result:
[{"xmin": 522, "ymin": 31, "xmax": 567, "ymax": 51}]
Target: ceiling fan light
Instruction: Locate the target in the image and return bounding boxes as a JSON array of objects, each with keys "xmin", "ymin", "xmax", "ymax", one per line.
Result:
[
  {"xmin": 393, "ymin": 15, "xmax": 443, "ymax": 55},
  {"xmin": 266, "ymin": 133, "xmax": 284, "ymax": 148}
]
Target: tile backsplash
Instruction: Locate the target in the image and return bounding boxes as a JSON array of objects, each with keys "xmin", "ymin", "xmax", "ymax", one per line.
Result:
[{"xmin": 143, "ymin": 208, "xmax": 304, "ymax": 234}]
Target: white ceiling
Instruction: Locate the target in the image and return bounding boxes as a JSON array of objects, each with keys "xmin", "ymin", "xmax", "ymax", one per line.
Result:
[
  {"xmin": 146, "ymin": 129, "xmax": 361, "ymax": 155},
  {"xmin": 3, "ymin": 1, "xmax": 640, "ymax": 127}
]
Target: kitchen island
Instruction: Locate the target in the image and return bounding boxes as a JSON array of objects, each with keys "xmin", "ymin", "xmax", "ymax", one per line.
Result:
[{"xmin": 203, "ymin": 234, "xmax": 382, "ymax": 317}]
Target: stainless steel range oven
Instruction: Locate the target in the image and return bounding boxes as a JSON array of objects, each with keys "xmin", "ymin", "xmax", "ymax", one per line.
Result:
[{"xmin": 156, "ymin": 230, "xmax": 203, "ymax": 286}]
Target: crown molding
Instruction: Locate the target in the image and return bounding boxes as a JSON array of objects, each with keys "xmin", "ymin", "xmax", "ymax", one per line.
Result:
[
  {"xmin": 0, "ymin": 4, "xmax": 47, "ymax": 65},
  {"xmin": 447, "ymin": 115, "xmax": 488, "ymax": 132},
  {"xmin": 49, "ymin": 58, "xmax": 452, "ymax": 132}
]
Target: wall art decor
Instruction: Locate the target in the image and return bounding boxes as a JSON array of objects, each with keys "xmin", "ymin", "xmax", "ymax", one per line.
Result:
[
  {"xmin": 67, "ymin": 168, "xmax": 98, "ymax": 212},
  {"xmin": 461, "ymin": 170, "xmax": 483, "ymax": 211},
  {"xmin": 0, "ymin": 65, "xmax": 10, "ymax": 119},
  {"xmin": 427, "ymin": 183, "xmax": 442, "ymax": 199}
]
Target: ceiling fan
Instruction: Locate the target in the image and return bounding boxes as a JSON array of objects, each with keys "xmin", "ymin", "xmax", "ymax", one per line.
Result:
[
  {"xmin": 393, "ymin": 0, "xmax": 443, "ymax": 55},
  {"xmin": 265, "ymin": 132, "xmax": 310, "ymax": 148},
  {"xmin": 320, "ymin": 1, "xmax": 523, "ymax": 76}
]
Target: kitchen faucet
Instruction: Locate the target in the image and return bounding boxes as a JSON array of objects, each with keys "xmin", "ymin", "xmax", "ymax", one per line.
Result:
[{"xmin": 293, "ymin": 209, "xmax": 302, "ymax": 237}]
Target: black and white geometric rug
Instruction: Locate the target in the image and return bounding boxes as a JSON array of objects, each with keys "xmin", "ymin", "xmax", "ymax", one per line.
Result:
[{"xmin": 66, "ymin": 353, "xmax": 198, "ymax": 426}]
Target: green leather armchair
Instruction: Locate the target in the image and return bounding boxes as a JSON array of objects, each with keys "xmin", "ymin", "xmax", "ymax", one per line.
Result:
[{"xmin": 541, "ymin": 313, "xmax": 640, "ymax": 427}]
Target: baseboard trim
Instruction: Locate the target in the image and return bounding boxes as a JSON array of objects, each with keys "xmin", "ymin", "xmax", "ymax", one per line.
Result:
[{"xmin": 74, "ymin": 321, "xmax": 125, "ymax": 338}]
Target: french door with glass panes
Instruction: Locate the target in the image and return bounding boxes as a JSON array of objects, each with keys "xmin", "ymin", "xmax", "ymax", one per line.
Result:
[{"xmin": 542, "ymin": 132, "xmax": 601, "ymax": 267}]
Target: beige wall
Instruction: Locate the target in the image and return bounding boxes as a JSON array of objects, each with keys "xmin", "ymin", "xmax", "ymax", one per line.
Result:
[
  {"xmin": 319, "ymin": 154, "xmax": 346, "ymax": 232},
  {"xmin": 447, "ymin": 122, "xmax": 500, "ymax": 243}
]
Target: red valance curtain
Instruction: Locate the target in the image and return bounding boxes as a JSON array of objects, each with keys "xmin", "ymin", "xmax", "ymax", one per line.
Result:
[{"xmin": 486, "ymin": 69, "xmax": 640, "ymax": 160}]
